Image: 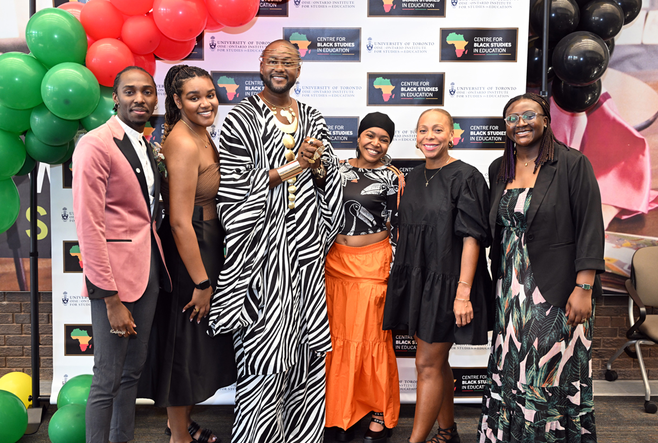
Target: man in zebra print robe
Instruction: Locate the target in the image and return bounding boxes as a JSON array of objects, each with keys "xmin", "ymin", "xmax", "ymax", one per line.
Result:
[{"xmin": 207, "ymin": 40, "xmax": 344, "ymax": 443}]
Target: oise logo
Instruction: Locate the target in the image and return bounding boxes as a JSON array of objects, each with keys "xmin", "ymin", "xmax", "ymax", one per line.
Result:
[
  {"xmin": 449, "ymin": 82, "xmax": 456, "ymax": 96},
  {"xmin": 367, "ymin": 37, "xmax": 374, "ymax": 53}
]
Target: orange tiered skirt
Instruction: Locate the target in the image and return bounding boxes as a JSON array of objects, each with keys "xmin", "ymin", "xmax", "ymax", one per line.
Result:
[{"xmin": 324, "ymin": 238, "xmax": 400, "ymax": 430}]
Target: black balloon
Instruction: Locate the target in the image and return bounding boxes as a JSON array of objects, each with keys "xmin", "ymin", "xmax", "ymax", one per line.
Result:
[
  {"xmin": 614, "ymin": 0, "xmax": 642, "ymax": 25},
  {"xmin": 604, "ymin": 37, "xmax": 615, "ymax": 57},
  {"xmin": 527, "ymin": 37, "xmax": 554, "ymax": 87},
  {"xmin": 552, "ymin": 31, "xmax": 609, "ymax": 86},
  {"xmin": 552, "ymin": 78, "xmax": 602, "ymax": 113},
  {"xmin": 530, "ymin": 0, "xmax": 580, "ymax": 44},
  {"xmin": 578, "ymin": 0, "xmax": 624, "ymax": 40}
]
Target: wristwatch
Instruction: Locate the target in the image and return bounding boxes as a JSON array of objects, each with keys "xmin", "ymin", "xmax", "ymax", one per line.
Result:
[
  {"xmin": 194, "ymin": 279, "xmax": 211, "ymax": 290},
  {"xmin": 575, "ymin": 283, "xmax": 592, "ymax": 290}
]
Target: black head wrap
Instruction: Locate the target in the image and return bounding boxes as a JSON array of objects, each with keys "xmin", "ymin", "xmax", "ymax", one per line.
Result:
[{"xmin": 358, "ymin": 112, "xmax": 395, "ymax": 141}]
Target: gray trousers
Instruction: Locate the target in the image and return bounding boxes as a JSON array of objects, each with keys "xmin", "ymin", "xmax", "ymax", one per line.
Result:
[{"xmin": 86, "ymin": 241, "xmax": 160, "ymax": 443}]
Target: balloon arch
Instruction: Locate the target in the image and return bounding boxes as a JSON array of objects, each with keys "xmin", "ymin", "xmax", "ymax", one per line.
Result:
[{"xmin": 0, "ymin": 0, "xmax": 259, "ymax": 234}]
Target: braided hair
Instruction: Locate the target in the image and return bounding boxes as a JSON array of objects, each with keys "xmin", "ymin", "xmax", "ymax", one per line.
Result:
[
  {"xmin": 497, "ymin": 93, "xmax": 556, "ymax": 183},
  {"xmin": 162, "ymin": 65, "xmax": 213, "ymax": 143},
  {"xmin": 112, "ymin": 66, "xmax": 154, "ymax": 112}
]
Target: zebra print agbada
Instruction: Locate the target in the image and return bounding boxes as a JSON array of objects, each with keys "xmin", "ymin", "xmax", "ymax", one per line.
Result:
[{"xmin": 208, "ymin": 95, "xmax": 343, "ymax": 442}]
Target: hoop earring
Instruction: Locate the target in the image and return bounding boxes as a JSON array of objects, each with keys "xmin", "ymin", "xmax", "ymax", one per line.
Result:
[
  {"xmin": 380, "ymin": 154, "xmax": 392, "ymax": 165},
  {"xmin": 448, "ymin": 141, "xmax": 453, "ymax": 148}
]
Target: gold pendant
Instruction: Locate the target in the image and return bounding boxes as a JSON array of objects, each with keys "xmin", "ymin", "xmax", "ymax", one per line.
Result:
[
  {"xmin": 285, "ymin": 150, "xmax": 295, "ymax": 161},
  {"xmin": 288, "ymin": 203, "xmax": 295, "ymax": 209},
  {"xmin": 288, "ymin": 185, "xmax": 297, "ymax": 193},
  {"xmin": 280, "ymin": 109, "xmax": 293, "ymax": 124}
]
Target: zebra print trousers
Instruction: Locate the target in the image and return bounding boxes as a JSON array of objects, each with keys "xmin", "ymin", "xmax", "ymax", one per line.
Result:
[{"xmin": 231, "ymin": 340, "xmax": 326, "ymax": 443}]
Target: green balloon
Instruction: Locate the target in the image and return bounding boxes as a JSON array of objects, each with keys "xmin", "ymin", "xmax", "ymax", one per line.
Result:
[
  {"xmin": 0, "ymin": 130, "xmax": 26, "ymax": 179},
  {"xmin": 25, "ymin": 8, "xmax": 87, "ymax": 68},
  {"xmin": 30, "ymin": 104, "xmax": 78, "ymax": 146},
  {"xmin": 15, "ymin": 154, "xmax": 36, "ymax": 176},
  {"xmin": 0, "ymin": 380, "xmax": 28, "ymax": 443},
  {"xmin": 0, "ymin": 104, "xmax": 32, "ymax": 134},
  {"xmin": 42, "ymin": 63, "xmax": 100, "ymax": 121},
  {"xmin": 54, "ymin": 138, "xmax": 77, "ymax": 165},
  {"xmin": 48, "ymin": 403, "xmax": 86, "ymax": 443},
  {"xmin": 57, "ymin": 374, "xmax": 92, "ymax": 408},
  {"xmin": 0, "ymin": 53, "xmax": 47, "ymax": 110},
  {"xmin": 0, "ymin": 179, "xmax": 20, "ymax": 235},
  {"xmin": 81, "ymin": 86, "xmax": 116, "ymax": 131},
  {"xmin": 25, "ymin": 130, "xmax": 70, "ymax": 165}
]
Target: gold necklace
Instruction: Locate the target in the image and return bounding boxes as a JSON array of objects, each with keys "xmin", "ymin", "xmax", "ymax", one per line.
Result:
[
  {"xmin": 181, "ymin": 119, "xmax": 209, "ymax": 148},
  {"xmin": 260, "ymin": 94, "xmax": 296, "ymax": 124},
  {"xmin": 262, "ymin": 96, "xmax": 300, "ymax": 209},
  {"xmin": 521, "ymin": 157, "xmax": 538, "ymax": 167},
  {"xmin": 424, "ymin": 156, "xmax": 451, "ymax": 187}
]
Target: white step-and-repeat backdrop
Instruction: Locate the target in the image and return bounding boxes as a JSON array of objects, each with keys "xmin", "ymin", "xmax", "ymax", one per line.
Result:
[{"xmin": 50, "ymin": 0, "xmax": 530, "ymax": 404}]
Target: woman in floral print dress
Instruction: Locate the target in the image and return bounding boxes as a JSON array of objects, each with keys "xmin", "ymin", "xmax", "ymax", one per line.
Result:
[{"xmin": 478, "ymin": 93, "xmax": 605, "ymax": 443}]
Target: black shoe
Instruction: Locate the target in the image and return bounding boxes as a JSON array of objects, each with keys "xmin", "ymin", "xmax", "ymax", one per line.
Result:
[
  {"xmin": 336, "ymin": 426, "xmax": 356, "ymax": 442},
  {"xmin": 428, "ymin": 423, "xmax": 460, "ymax": 443},
  {"xmin": 364, "ymin": 412, "xmax": 392, "ymax": 442}
]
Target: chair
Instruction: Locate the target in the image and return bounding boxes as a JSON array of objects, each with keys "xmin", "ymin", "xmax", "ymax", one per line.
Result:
[{"xmin": 605, "ymin": 246, "xmax": 658, "ymax": 413}]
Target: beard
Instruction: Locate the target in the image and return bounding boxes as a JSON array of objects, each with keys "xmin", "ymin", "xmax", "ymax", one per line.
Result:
[{"xmin": 260, "ymin": 72, "xmax": 296, "ymax": 94}]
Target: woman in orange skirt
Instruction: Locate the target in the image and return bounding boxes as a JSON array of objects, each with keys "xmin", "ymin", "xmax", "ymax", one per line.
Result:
[{"xmin": 325, "ymin": 112, "xmax": 403, "ymax": 443}]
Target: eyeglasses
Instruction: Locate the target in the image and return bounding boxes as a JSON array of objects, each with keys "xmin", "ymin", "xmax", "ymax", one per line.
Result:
[
  {"xmin": 260, "ymin": 57, "xmax": 301, "ymax": 68},
  {"xmin": 504, "ymin": 111, "xmax": 544, "ymax": 126}
]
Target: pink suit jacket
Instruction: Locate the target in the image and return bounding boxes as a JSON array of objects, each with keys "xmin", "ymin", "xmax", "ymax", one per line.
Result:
[{"xmin": 72, "ymin": 116, "xmax": 171, "ymax": 302}]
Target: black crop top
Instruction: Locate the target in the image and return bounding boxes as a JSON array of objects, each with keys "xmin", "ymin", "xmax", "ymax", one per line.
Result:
[{"xmin": 338, "ymin": 161, "xmax": 403, "ymax": 246}]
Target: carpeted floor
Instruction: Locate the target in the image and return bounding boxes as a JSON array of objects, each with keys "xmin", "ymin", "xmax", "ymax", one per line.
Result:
[{"xmin": 17, "ymin": 396, "xmax": 658, "ymax": 442}]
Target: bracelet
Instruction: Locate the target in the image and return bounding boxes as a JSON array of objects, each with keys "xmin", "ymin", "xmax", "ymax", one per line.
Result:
[
  {"xmin": 458, "ymin": 280, "xmax": 472, "ymax": 287},
  {"xmin": 277, "ymin": 161, "xmax": 302, "ymax": 182},
  {"xmin": 456, "ymin": 298, "xmax": 471, "ymax": 302}
]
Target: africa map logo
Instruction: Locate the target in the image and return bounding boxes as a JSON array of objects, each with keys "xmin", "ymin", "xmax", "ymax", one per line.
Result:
[
  {"xmin": 382, "ymin": 0, "xmax": 395, "ymax": 12},
  {"xmin": 446, "ymin": 32, "xmax": 469, "ymax": 57},
  {"xmin": 289, "ymin": 32, "xmax": 312, "ymax": 57},
  {"xmin": 63, "ymin": 241, "xmax": 83, "ymax": 273},
  {"xmin": 373, "ymin": 77, "xmax": 395, "ymax": 102},
  {"xmin": 453, "ymin": 123, "xmax": 465, "ymax": 146},
  {"xmin": 216, "ymin": 76, "xmax": 240, "ymax": 100},
  {"xmin": 65, "ymin": 324, "xmax": 94, "ymax": 356}
]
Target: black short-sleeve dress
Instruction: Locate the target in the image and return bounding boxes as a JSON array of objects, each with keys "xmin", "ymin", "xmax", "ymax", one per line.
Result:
[{"xmin": 383, "ymin": 160, "xmax": 492, "ymax": 345}]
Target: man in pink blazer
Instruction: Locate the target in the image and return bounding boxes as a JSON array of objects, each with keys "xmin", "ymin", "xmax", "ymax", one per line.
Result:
[{"xmin": 72, "ymin": 67, "xmax": 171, "ymax": 443}]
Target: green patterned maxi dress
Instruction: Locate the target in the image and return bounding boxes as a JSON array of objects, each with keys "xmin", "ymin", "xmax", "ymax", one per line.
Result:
[{"xmin": 478, "ymin": 188, "xmax": 596, "ymax": 443}]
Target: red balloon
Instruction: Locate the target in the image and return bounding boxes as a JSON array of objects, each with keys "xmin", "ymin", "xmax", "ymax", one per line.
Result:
[
  {"xmin": 121, "ymin": 14, "xmax": 161, "ymax": 55},
  {"xmin": 87, "ymin": 35, "xmax": 96, "ymax": 48},
  {"xmin": 80, "ymin": 0, "xmax": 125, "ymax": 40},
  {"xmin": 110, "ymin": 0, "xmax": 154, "ymax": 16},
  {"xmin": 133, "ymin": 53, "xmax": 156, "ymax": 76},
  {"xmin": 58, "ymin": 2, "xmax": 84, "ymax": 21},
  {"xmin": 205, "ymin": 12, "xmax": 225, "ymax": 32},
  {"xmin": 206, "ymin": 0, "xmax": 258, "ymax": 28},
  {"xmin": 86, "ymin": 38, "xmax": 135, "ymax": 87},
  {"xmin": 154, "ymin": 34, "xmax": 196, "ymax": 61},
  {"xmin": 153, "ymin": 0, "xmax": 207, "ymax": 42}
]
